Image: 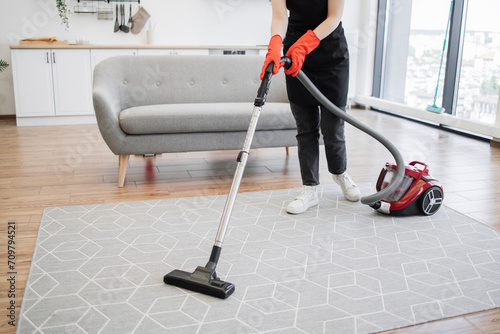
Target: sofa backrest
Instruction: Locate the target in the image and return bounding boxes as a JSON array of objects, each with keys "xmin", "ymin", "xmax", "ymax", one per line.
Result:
[{"xmin": 93, "ymin": 55, "xmax": 289, "ymax": 110}]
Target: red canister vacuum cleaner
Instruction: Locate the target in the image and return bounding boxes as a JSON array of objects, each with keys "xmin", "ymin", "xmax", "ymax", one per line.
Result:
[{"xmin": 371, "ymin": 161, "xmax": 444, "ymax": 216}]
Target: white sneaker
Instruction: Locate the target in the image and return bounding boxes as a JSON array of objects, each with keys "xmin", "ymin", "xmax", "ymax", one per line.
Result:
[
  {"xmin": 332, "ymin": 172, "xmax": 360, "ymax": 202},
  {"xmin": 286, "ymin": 186, "xmax": 319, "ymax": 214}
]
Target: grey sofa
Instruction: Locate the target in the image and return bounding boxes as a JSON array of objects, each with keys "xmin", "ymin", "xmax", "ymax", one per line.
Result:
[{"xmin": 92, "ymin": 55, "xmax": 297, "ymax": 187}]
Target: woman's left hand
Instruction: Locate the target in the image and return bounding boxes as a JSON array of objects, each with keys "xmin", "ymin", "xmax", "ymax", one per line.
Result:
[{"xmin": 285, "ymin": 30, "xmax": 321, "ymax": 77}]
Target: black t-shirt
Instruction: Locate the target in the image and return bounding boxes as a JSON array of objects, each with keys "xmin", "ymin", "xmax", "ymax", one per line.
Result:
[
  {"xmin": 287, "ymin": 0, "xmax": 328, "ymax": 35},
  {"xmin": 284, "ymin": 0, "xmax": 350, "ymax": 106}
]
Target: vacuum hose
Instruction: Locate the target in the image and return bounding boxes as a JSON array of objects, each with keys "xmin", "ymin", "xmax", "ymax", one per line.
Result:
[{"xmin": 280, "ymin": 56, "xmax": 405, "ymax": 206}]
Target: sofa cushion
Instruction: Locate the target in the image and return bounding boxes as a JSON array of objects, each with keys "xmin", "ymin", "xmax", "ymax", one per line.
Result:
[{"xmin": 119, "ymin": 102, "xmax": 296, "ymax": 135}]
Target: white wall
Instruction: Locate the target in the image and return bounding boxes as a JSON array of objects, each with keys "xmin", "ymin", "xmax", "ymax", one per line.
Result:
[{"xmin": 0, "ymin": 0, "xmax": 369, "ymax": 116}]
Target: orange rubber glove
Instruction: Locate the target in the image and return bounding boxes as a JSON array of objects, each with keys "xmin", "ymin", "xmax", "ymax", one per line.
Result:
[
  {"xmin": 260, "ymin": 34, "xmax": 284, "ymax": 80},
  {"xmin": 284, "ymin": 30, "xmax": 321, "ymax": 77}
]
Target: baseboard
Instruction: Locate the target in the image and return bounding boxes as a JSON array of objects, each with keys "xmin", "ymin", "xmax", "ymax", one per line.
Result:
[
  {"xmin": 15, "ymin": 116, "xmax": 97, "ymax": 127},
  {"xmin": 354, "ymin": 95, "xmax": 499, "ymax": 140},
  {"xmin": 361, "ymin": 104, "xmax": 491, "ymax": 143}
]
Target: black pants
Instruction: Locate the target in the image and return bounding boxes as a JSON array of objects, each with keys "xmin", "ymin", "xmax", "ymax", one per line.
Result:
[
  {"xmin": 291, "ymin": 102, "xmax": 347, "ymax": 186},
  {"xmin": 285, "ymin": 23, "xmax": 350, "ymax": 186}
]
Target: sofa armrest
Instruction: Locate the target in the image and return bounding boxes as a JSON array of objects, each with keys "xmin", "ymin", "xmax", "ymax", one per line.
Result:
[{"xmin": 92, "ymin": 86, "xmax": 127, "ymax": 155}]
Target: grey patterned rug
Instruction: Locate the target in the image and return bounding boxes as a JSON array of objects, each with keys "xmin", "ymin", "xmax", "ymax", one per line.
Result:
[{"xmin": 18, "ymin": 186, "xmax": 500, "ymax": 334}]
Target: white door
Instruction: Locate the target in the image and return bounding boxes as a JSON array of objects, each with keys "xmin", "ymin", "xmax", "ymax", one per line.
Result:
[
  {"xmin": 11, "ymin": 49, "xmax": 55, "ymax": 117},
  {"xmin": 51, "ymin": 49, "xmax": 93, "ymax": 116}
]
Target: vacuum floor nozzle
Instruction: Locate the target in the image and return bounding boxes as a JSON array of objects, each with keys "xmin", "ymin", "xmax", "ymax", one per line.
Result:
[{"xmin": 164, "ymin": 266, "xmax": 235, "ymax": 299}]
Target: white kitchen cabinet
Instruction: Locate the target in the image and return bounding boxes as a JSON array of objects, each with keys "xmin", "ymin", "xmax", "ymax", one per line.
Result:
[
  {"xmin": 52, "ymin": 49, "xmax": 93, "ymax": 116},
  {"xmin": 11, "ymin": 49, "xmax": 93, "ymax": 119},
  {"xmin": 91, "ymin": 49, "xmax": 137, "ymax": 73},
  {"xmin": 137, "ymin": 48, "xmax": 209, "ymax": 56},
  {"xmin": 11, "ymin": 49, "xmax": 55, "ymax": 117}
]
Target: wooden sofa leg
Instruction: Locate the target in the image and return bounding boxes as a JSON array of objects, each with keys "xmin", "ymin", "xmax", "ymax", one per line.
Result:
[
  {"xmin": 286, "ymin": 147, "xmax": 290, "ymax": 156},
  {"xmin": 118, "ymin": 155, "xmax": 130, "ymax": 187}
]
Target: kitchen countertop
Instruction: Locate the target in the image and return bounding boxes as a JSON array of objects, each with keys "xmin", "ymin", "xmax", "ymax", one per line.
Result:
[{"xmin": 10, "ymin": 44, "xmax": 267, "ymax": 49}]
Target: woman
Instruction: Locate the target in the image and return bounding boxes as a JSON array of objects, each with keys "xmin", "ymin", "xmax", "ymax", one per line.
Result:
[{"xmin": 261, "ymin": 0, "xmax": 359, "ymax": 214}]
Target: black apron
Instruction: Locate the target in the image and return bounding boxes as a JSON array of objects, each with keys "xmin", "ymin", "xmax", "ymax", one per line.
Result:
[{"xmin": 284, "ymin": 0, "xmax": 350, "ymax": 107}]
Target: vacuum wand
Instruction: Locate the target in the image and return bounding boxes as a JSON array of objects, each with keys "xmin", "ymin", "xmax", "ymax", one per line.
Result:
[
  {"xmin": 163, "ymin": 61, "xmax": 277, "ymax": 299},
  {"xmin": 280, "ymin": 56, "xmax": 405, "ymax": 206},
  {"xmin": 213, "ymin": 61, "xmax": 275, "ymax": 248}
]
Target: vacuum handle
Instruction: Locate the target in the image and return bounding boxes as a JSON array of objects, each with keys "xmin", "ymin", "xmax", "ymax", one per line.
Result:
[
  {"xmin": 409, "ymin": 161, "xmax": 428, "ymax": 171},
  {"xmin": 255, "ymin": 62, "xmax": 274, "ymax": 107},
  {"xmin": 255, "ymin": 57, "xmax": 291, "ymax": 107},
  {"xmin": 409, "ymin": 161, "xmax": 429, "ymax": 180},
  {"xmin": 281, "ymin": 56, "xmax": 292, "ymax": 70}
]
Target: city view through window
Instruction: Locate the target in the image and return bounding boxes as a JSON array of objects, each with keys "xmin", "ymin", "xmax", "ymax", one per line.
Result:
[
  {"xmin": 388, "ymin": 0, "xmax": 499, "ymax": 125},
  {"xmin": 456, "ymin": 0, "xmax": 499, "ymax": 124}
]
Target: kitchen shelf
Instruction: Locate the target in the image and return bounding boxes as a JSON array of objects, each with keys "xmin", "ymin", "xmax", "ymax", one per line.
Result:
[
  {"xmin": 74, "ymin": 4, "xmax": 97, "ymax": 14},
  {"xmin": 77, "ymin": 0, "xmax": 141, "ymax": 3}
]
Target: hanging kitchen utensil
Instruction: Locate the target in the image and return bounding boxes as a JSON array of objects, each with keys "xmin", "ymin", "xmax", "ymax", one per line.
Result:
[
  {"xmin": 131, "ymin": 6, "xmax": 150, "ymax": 34},
  {"xmin": 128, "ymin": 4, "xmax": 134, "ymax": 29},
  {"xmin": 120, "ymin": 3, "xmax": 129, "ymax": 33},
  {"xmin": 114, "ymin": 4, "xmax": 120, "ymax": 32}
]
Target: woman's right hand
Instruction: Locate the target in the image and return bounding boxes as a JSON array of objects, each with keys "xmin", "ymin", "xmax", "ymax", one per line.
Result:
[{"xmin": 260, "ymin": 35, "xmax": 284, "ymax": 80}]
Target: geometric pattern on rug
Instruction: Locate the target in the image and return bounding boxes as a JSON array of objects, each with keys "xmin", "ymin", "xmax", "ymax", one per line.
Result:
[{"xmin": 17, "ymin": 185, "xmax": 500, "ymax": 334}]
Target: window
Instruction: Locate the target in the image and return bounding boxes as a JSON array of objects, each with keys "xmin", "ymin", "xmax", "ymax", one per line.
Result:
[
  {"xmin": 377, "ymin": 0, "xmax": 453, "ymax": 110},
  {"xmin": 374, "ymin": 0, "xmax": 500, "ymax": 127},
  {"xmin": 455, "ymin": 0, "xmax": 499, "ymax": 124}
]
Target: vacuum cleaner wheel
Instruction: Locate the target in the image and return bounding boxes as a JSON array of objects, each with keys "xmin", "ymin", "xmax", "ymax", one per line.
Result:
[{"xmin": 419, "ymin": 186, "xmax": 444, "ymax": 215}]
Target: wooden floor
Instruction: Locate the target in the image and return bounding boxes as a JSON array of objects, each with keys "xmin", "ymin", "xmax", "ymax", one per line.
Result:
[{"xmin": 1, "ymin": 108, "xmax": 499, "ymax": 333}]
